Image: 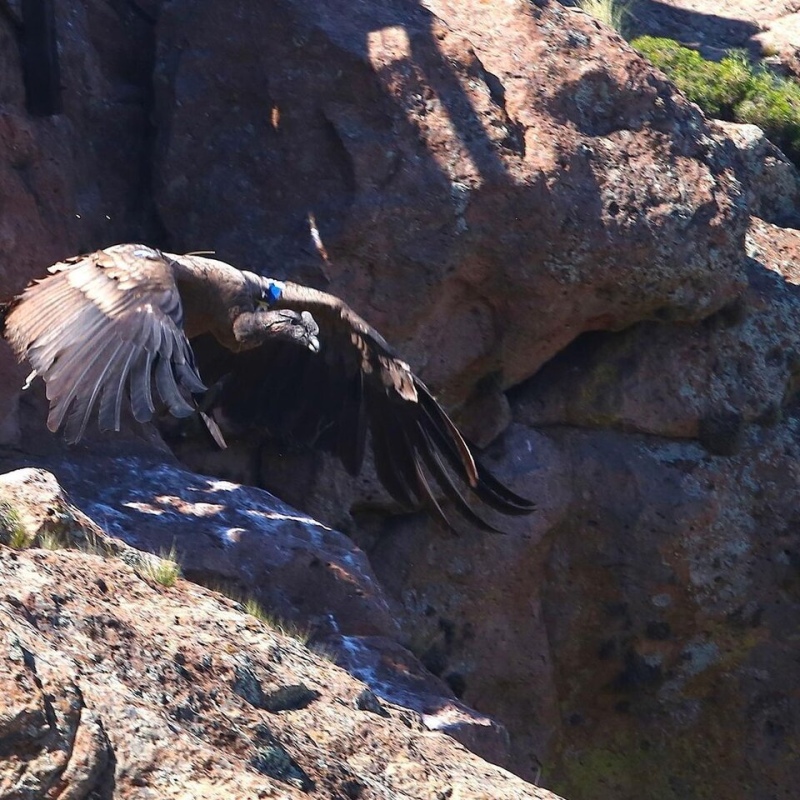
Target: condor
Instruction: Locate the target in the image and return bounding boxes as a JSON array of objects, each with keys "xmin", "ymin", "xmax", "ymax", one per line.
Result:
[{"xmin": 3, "ymin": 244, "xmax": 534, "ymax": 530}]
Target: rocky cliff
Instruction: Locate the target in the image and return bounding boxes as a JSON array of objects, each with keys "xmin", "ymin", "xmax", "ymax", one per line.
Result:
[
  {"xmin": 1, "ymin": 1, "xmax": 799, "ymax": 798},
  {"xmin": 0, "ymin": 466, "xmax": 547, "ymax": 799}
]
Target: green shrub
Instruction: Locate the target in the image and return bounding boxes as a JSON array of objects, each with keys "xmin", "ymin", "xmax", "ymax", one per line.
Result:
[
  {"xmin": 632, "ymin": 36, "xmax": 800, "ymax": 163},
  {"xmin": 632, "ymin": 36, "xmax": 752, "ymax": 117},
  {"xmin": 735, "ymin": 72, "xmax": 800, "ymax": 157}
]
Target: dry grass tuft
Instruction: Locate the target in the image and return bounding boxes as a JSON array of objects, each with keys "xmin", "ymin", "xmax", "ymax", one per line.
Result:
[
  {"xmin": 1, "ymin": 503, "xmax": 30, "ymax": 549},
  {"xmin": 138, "ymin": 545, "xmax": 181, "ymax": 587},
  {"xmin": 244, "ymin": 597, "xmax": 310, "ymax": 644},
  {"xmin": 576, "ymin": 0, "xmax": 632, "ymax": 34}
]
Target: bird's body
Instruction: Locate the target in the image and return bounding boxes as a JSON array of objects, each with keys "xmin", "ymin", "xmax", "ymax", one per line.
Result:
[
  {"xmin": 168, "ymin": 250, "xmax": 279, "ymax": 348},
  {"xmin": 3, "ymin": 243, "xmax": 533, "ymax": 530}
]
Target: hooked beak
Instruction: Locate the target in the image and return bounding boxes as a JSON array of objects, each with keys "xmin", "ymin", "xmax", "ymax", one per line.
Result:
[{"xmin": 299, "ymin": 311, "xmax": 320, "ymax": 354}]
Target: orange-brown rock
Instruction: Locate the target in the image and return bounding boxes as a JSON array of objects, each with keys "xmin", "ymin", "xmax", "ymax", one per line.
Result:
[
  {"xmin": 5, "ymin": 1, "xmax": 800, "ymax": 799},
  {"xmin": 0, "ymin": 543, "xmax": 554, "ymax": 799},
  {"xmin": 153, "ymin": 0, "xmax": 747, "ymax": 410},
  {"xmin": 709, "ymin": 120, "xmax": 800, "ymax": 228}
]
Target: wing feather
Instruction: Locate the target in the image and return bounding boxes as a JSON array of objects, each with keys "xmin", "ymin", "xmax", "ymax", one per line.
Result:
[
  {"xmin": 368, "ymin": 402, "xmax": 419, "ymax": 509},
  {"xmin": 4, "ymin": 244, "xmax": 206, "ymax": 441},
  {"xmin": 409, "ymin": 421, "xmax": 502, "ymax": 532},
  {"xmin": 15, "ymin": 252, "xmax": 533, "ymax": 531},
  {"xmin": 335, "ymin": 369, "xmax": 366, "ymax": 476},
  {"xmin": 155, "ymin": 353, "xmax": 195, "ymax": 418},
  {"xmin": 98, "ymin": 343, "xmax": 138, "ymax": 433},
  {"xmin": 200, "ymin": 279, "xmax": 534, "ymax": 531},
  {"xmin": 51, "ymin": 334, "xmax": 121, "ymax": 436},
  {"xmin": 129, "ymin": 348, "xmax": 156, "ymax": 422},
  {"xmin": 63, "ymin": 339, "xmax": 127, "ymax": 443},
  {"xmin": 416, "ymin": 392, "xmax": 534, "ymax": 514},
  {"xmin": 408, "ymin": 446, "xmax": 453, "ymax": 531}
]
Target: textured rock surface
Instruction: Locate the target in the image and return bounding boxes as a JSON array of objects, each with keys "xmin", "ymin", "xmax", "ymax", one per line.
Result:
[
  {"xmin": 355, "ymin": 208, "xmax": 800, "ymax": 795},
  {"xmin": 4, "ymin": 0, "xmax": 800, "ymax": 798},
  {"xmin": 0, "ymin": 1, "xmax": 157, "ymax": 272},
  {"xmin": 625, "ymin": 0, "xmax": 793, "ymax": 49},
  {"xmin": 710, "ymin": 120, "xmax": 800, "ymax": 228},
  {"xmin": 0, "ymin": 451, "xmax": 515, "ymax": 767},
  {"xmin": 0, "ymin": 544, "xmax": 553, "ymax": 799},
  {"xmin": 346, "ymin": 425, "xmax": 569, "ymax": 781},
  {"xmin": 514, "ymin": 217, "xmax": 800, "ymax": 444},
  {"xmin": 153, "ymin": 0, "xmax": 747, "ymax": 407},
  {"xmin": 533, "ymin": 421, "xmax": 800, "ymax": 800},
  {"xmin": 327, "ymin": 633, "xmax": 514, "ymax": 767},
  {"xmin": 155, "ymin": 0, "xmax": 751, "ymax": 531},
  {"xmin": 0, "ymin": 466, "xmax": 118, "ymax": 551},
  {"xmin": 0, "ymin": 450, "xmax": 396, "ymax": 638}
]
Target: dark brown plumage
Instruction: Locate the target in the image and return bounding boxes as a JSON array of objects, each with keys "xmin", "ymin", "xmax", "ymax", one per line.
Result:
[
  {"xmin": 3, "ymin": 243, "xmax": 534, "ymax": 530},
  {"xmin": 3, "ymin": 244, "xmax": 319, "ymax": 444}
]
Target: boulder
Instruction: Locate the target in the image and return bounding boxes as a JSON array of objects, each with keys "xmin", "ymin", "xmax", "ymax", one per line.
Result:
[
  {"xmin": 354, "ymin": 212, "xmax": 800, "ymax": 791},
  {"xmin": 0, "ymin": 439, "xmax": 398, "ymax": 640},
  {"xmin": 153, "ymin": 0, "xmax": 748, "ymax": 409},
  {"xmin": 0, "ymin": 457, "xmax": 520, "ymax": 775},
  {"xmin": 514, "ymin": 218, "xmax": 800, "ymax": 446},
  {"xmin": 710, "ymin": 120, "xmax": 800, "ymax": 228},
  {"xmin": 0, "ymin": 543, "xmax": 552, "ymax": 799}
]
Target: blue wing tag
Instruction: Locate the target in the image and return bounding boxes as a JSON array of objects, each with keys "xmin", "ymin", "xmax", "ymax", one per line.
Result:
[{"xmin": 265, "ymin": 281, "xmax": 283, "ymax": 304}]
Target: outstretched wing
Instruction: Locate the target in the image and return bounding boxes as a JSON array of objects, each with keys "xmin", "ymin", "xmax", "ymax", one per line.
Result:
[
  {"xmin": 199, "ymin": 281, "xmax": 534, "ymax": 531},
  {"xmin": 3, "ymin": 244, "xmax": 206, "ymax": 443}
]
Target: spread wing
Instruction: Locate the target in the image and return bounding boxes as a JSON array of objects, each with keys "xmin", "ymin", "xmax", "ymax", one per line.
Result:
[
  {"xmin": 198, "ymin": 281, "xmax": 534, "ymax": 531},
  {"xmin": 3, "ymin": 244, "xmax": 206, "ymax": 442}
]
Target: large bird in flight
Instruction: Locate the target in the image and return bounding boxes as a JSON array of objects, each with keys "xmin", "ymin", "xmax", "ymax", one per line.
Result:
[{"xmin": 3, "ymin": 244, "xmax": 533, "ymax": 530}]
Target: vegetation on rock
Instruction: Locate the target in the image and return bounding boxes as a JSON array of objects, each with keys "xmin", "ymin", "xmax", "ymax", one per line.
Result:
[
  {"xmin": 244, "ymin": 597, "xmax": 311, "ymax": 644},
  {"xmin": 633, "ymin": 36, "xmax": 800, "ymax": 164},
  {"xmin": 137, "ymin": 545, "xmax": 181, "ymax": 588},
  {"xmin": 0, "ymin": 502, "xmax": 28, "ymax": 549},
  {"xmin": 576, "ymin": 0, "xmax": 632, "ymax": 35}
]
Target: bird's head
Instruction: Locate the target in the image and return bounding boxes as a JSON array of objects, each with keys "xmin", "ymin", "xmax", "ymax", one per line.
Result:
[{"xmin": 266, "ymin": 309, "xmax": 321, "ymax": 353}]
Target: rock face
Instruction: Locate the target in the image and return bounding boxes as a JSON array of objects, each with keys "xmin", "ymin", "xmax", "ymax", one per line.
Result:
[
  {"xmin": 0, "ymin": 542, "xmax": 553, "ymax": 799},
  {"xmin": 0, "ymin": 1, "xmax": 157, "ymax": 275},
  {"xmin": 3, "ymin": 1, "xmax": 800, "ymax": 799},
  {"xmin": 0, "ymin": 448, "xmax": 519, "ymax": 772},
  {"xmin": 0, "ymin": 451, "xmax": 397, "ymax": 639},
  {"xmin": 153, "ymin": 0, "xmax": 746, "ymax": 405}
]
